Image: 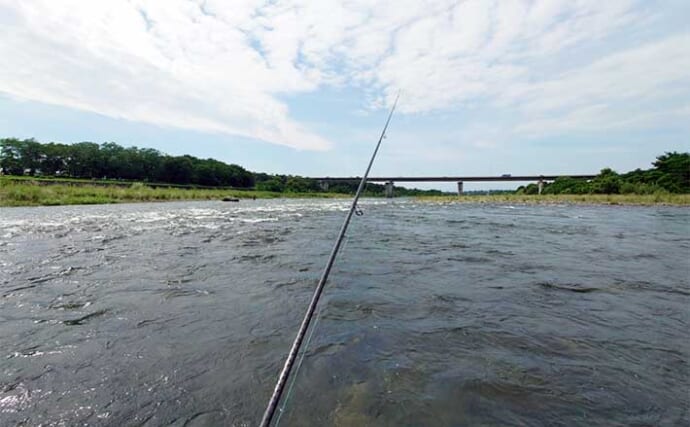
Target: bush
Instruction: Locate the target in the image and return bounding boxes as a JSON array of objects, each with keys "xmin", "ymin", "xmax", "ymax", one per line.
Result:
[{"xmin": 523, "ymin": 183, "xmax": 539, "ymax": 195}]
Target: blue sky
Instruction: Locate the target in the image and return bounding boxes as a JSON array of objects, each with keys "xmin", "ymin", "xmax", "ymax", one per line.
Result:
[{"xmin": 1, "ymin": 0, "xmax": 688, "ymax": 191}]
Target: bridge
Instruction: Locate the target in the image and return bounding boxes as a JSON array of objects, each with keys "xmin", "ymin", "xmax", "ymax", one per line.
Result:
[{"xmin": 310, "ymin": 174, "xmax": 597, "ymax": 197}]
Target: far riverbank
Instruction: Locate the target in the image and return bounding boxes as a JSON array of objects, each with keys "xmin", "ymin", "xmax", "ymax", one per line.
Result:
[
  {"xmin": 0, "ymin": 180, "xmax": 346, "ymax": 207},
  {"xmin": 417, "ymin": 193, "xmax": 690, "ymax": 206},
  {"xmin": 3, "ymin": 179, "xmax": 689, "ymax": 207}
]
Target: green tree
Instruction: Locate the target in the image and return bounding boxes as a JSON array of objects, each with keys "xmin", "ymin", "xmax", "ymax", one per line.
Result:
[
  {"xmin": 653, "ymin": 152, "xmax": 690, "ymax": 192},
  {"xmin": 0, "ymin": 138, "xmax": 25, "ymax": 175},
  {"xmin": 521, "ymin": 183, "xmax": 539, "ymax": 195},
  {"xmin": 256, "ymin": 176, "xmax": 285, "ymax": 192},
  {"xmin": 590, "ymin": 168, "xmax": 621, "ymax": 194},
  {"xmin": 139, "ymin": 148, "xmax": 163, "ymax": 181},
  {"xmin": 543, "ymin": 176, "xmax": 590, "ymax": 194},
  {"xmin": 19, "ymin": 139, "xmax": 43, "ymax": 175},
  {"xmin": 160, "ymin": 156, "xmax": 194, "ymax": 184},
  {"xmin": 0, "ymin": 138, "xmax": 44, "ymax": 175},
  {"xmin": 40, "ymin": 142, "xmax": 70, "ymax": 175},
  {"xmin": 285, "ymin": 176, "xmax": 317, "ymax": 192},
  {"xmin": 65, "ymin": 142, "xmax": 102, "ymax": 178}
]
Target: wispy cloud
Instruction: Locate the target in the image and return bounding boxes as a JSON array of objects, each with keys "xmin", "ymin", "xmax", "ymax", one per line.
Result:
[
  {"xmin": 0, "ymin": 0, "xmax": 329, "ymax": 150},
  {"xmin": 512, "ymin": 34, "xmax": 690, "ymax": 135},
  {"xmin": 0, "ymin": 0, "xmax": 687, "ymax": 150}
]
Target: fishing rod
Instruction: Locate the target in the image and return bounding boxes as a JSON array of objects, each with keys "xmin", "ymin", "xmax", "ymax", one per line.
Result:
[{"xmin": 259, "ymin": 92, "xmax": 400, "ymax": 427}]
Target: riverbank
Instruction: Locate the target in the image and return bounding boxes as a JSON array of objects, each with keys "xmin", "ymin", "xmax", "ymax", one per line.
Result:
[
  {"xmin": 4, "ymin": 179, "xmax": 689, "ymax": 207},
  {"xmin": 417, "ymin": 193, "xmax": 690, "ymax": 206},
  {"xmin": 0, "ymin": 180, "xmax": 345, "ymax": 207}
]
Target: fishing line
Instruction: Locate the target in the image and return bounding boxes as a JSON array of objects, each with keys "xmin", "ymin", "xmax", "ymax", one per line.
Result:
[
  {"xmin": 259, "ymin": 92, "xmax": 400, "ymax": 427},
  {"xmin": 273, "ymin": 306, "xmax": 322, "ymax": 427},
  {"xmin": 274, "ymin": 209, "xmax": 358, "ymax": 425}
]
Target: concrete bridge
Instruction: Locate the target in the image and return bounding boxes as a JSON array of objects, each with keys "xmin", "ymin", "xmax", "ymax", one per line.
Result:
[{"xmin": 311, "ymin": 175, "xmax": 597, "ymax": 197}]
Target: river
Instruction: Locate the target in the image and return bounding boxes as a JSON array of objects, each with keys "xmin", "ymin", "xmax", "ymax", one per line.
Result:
[{"xmin": 1, "ymin": 199, "xmax": 688, "ymax": 426}]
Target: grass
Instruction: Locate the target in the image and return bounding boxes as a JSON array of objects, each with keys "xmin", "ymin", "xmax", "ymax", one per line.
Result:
[
  {"xmin": 3, "ymin": 177, "xmax": 688, "ymax": 207},
  {"xmin": 0, "ymin": 179, "xmax": 346, "ymax": 207},
  {"xmin": 416, "ymin": 193, "xmax": 690, "ymax": 206},
  {"xmin": 1, "ymin": 175, "xmax": 242, "ymax": 189}
]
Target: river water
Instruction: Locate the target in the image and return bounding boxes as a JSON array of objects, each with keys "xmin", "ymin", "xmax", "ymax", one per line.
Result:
[{"xmin": 0, "ymin": 199, "xmax": 688, "ymax": 426}]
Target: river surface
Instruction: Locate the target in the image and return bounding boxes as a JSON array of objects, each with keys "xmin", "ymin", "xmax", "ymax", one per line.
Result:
[{"xmin": 1, "ymin": 199, "xmax": 688, "ymax": 426}]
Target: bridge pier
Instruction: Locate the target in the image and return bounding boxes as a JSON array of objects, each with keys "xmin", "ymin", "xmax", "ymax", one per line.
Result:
[
  {"xmin": 538, "ymin": 178, "xmax": 544, "ymax": 195},
  {"xmin": 457, "ymin": 181, "xmax": 463, "ymax": 195},
  {"xmin": 319, "ymin": 180, "xmax": 329, "ymax": 191},
  {"xmin": 385, "ymin": 181, "xmax": 394, "ymax": 198}
]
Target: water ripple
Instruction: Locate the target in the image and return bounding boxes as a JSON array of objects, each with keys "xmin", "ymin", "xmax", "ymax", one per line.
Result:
[{"xmin": 0, "ymin": 200, "xmax": 688, "ymax": 426}]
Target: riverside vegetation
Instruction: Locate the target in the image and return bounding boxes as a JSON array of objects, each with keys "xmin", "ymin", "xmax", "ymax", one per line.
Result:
[
  {"xmin": 0, "ymin": 179, "xmax": 347, "ymax": 207},
  {"xmin": 427, "ymin": 151, "xmax": 690, "ymax": 206},
  {"xmin": 0, "ymin": 138, "xmax": 443, "ymax": 206},
  {"xmin": 419, "ymin": 193, "xmax": 690, "ymax": 206},
  {"xmin": 1, "ymin": 138, "xmax": 688, "ymax": 206}
]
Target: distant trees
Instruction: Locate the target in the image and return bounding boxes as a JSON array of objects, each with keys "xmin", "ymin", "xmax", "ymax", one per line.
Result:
[
  {"xmin": 0, "ymin": 138, "xmax": 44, "ymax": 175},
  {"xmin": 251, "ymin": 173, "xmax": 444, "ymax": 196},
  {"xmin": 520, "ymin": 152, "xmax": 690, "ymax": 195},
  {"xmin": 0, "ymin": 138, "xmax": 254, "ymax": 188},
  {"xmin": 7, "ymin": 137, "xmax": 683, "ymax": 197},
  {"xmin": 651, "ymin": 151, "xmax": 690, "ymax": 192},
  {"xmin": 0, "ymin": 138, "xmax": 25, "ymax": 175},
  {"xmin": 0, "ymin": 137, "xmax": 444, "ymax": 195},
  {"xmin": 255, "ymin": 174, "xmax": 329, "ymax": 193},
  {"xmin": 590, "ymin": 168, "xmax": 622, "ymax": 194}
]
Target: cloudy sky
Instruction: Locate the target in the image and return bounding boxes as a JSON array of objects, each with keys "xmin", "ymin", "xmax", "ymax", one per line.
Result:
[{"xmin": 1, "ymin": 0, "xmax": 688, "ymax": 190}]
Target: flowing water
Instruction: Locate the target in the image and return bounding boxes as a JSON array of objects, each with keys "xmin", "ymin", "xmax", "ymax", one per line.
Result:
[{"xmin": 1, "ymin": 199, "xmax": 688, "ymax": 426}]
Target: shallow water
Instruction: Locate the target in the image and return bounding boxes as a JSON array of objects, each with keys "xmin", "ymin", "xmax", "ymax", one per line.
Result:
[{"xmin": 1, "ymin": 199, "xmax": 688, "ymax": 426}]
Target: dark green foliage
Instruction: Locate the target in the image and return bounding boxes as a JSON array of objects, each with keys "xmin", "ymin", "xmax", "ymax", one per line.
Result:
[
  {"xmin": 160, "ymin": 155, "xmax": 194, "ymax": 184},
  {"xmin": 542, "ymin": 177, "xmax": 589, "ymax": 194},
  {"xmin": 0, "ymin": 138, "xmax": 25, "ymax": 175},
  {"xmin": 253, "ymin": 172, "xmax": 446, "ymax": 196},
  {"xmin": 519, "ymin": 183, "xmax": 540, "ymax": 195},
  {"xmin": 284, "ymin": 176, "xmax": 319, "ymax": 193},
  {"xmin": 652, "ymin": 151, "xmax": 689, "ymax": 192},
  {"xmin": 0, "ymin": 138, "xmax": 254, "ymax": 188},
  {"xmin": 0, "ymin": 137, "xmax": 453, "ymax": 196},
  {"xmin": 256, "ymin": 176, "xmax": 286, "ymax": 192},
  {"xmin": 8, "ymin": 137, "xmax": 682, "ymax": 197},
  {"xmin": 392, "ymin": 186, "xmax": 445, "ymax": 197},
  {"xmin": 590, "ymin": 168, "xmax": 621, "ymax": 194},
  {"xmin": 539, "ymin": 152, "xmax": 689, "ymax": 195},
  {"xmin": 66, "ymin": 142, "xmax": 102, "ymax": 178}
]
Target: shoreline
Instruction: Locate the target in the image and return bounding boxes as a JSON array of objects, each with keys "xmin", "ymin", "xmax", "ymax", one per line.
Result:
[
  {"xmin": 416, "ymin": 194, "xmax": 690, "ymax": 206},
  {"xmin": 0, "ymin": 180, "xmax": 347, "ymax": 207},
  {"xmin": 2, "ymin": 180, "xmax": 689, "ymax": 207}
]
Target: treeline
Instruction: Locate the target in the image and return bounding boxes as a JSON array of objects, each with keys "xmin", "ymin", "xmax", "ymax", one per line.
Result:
[
  {"xmin": 253, "ymin": 173, "xmax": 446, "ymax": 196},
  {"xmin": 0, "ymin": 138, "xmax": 445, "ymax": 196},
  {"xmin": 12, "ymin": 138, "xmax": 683, "ymax": 197},
  {"xmin": 517, "ymin": 152, "xmax": 689, "ymax": 195},
  {"xmin": 0, "ymin": 138, "xmax": 254, "ymax": 187}
]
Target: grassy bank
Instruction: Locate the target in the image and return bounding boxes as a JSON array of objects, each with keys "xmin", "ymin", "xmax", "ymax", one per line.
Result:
[
  {"xmin": 1, "ymin": 175, "xmax": 242, "ymax": 189},
  {"xmin": 4, "ymin": 179, "xmax": 689, "ymax": 207},
  {"xmin": 417, "ymin": 193, "xmax": 690, "ymax": 206},
  {"xmin": 0, "ymin": 179, "xmax": 345, "ymax": 207}
]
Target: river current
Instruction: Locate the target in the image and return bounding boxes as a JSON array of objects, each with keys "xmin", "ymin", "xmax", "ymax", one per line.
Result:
[{"xmin": 1, "ymin": 199, "xmax": 688, "ymax": 426}]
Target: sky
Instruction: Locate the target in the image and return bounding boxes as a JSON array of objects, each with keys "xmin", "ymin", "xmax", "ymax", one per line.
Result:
[{"xmin": 1, "ymin": 0, "xmax": 688, "ymax": 191}]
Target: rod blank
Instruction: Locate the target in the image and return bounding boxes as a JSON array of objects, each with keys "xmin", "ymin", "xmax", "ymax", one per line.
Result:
[{"xmin": 259, "ymin": 93, "xmax": 400, "ymax": 427}]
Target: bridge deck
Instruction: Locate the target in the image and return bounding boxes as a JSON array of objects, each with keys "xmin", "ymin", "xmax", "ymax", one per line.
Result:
[{"xmin": 310, "ymin": 175, "xmax": 596, "ymax": 182}]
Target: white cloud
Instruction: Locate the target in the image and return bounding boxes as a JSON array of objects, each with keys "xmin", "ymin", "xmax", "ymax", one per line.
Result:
[
  {"xmin": 513, "ymin": 34, "xmax": 690, "ymax": 135},
  {"xmin": 0, "ymin": 0, "xmax": 330, "ymax": 150},
  {"xmin": 0, "ymin": 0, "xmax": 687, "ymax": 149}
]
